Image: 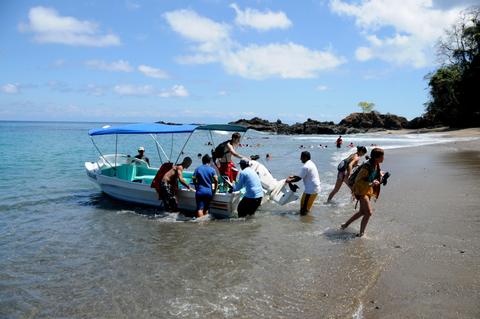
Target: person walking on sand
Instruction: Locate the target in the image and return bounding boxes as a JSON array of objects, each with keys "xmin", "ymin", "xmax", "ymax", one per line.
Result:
[
  {"xmin": 327, "ymin": 146, "xmax": 368, "ymax": 203},
  {"xmin": 341, "ymin": 148, "xmax": 385, "ymax": 237},
  {"xmin": 286, "ymin": 151, "xmax": 321, "ymax": 215},
  {"xmin": 192, "ymin": 154, "xmax": 218, "ymax": 218}
]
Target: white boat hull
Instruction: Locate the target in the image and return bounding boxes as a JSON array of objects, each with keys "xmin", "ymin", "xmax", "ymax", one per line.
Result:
[{"xmin": 85, "ymin": 161, "xmax": 242, "ymax": 218}]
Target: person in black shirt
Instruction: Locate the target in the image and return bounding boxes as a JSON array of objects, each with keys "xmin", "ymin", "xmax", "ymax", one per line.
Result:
[{"xmin": 135, "ymin": 146, "xmax": 150, "ymax": 166}]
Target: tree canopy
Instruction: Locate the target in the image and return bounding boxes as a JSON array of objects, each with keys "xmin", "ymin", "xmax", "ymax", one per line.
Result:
[
  {"xmin": 425, "ymin": 7, "xmax": 480, "ymax": 128},
  {"xmin": 358, "ymin": 101, "xmax": 375, "ymax": 113}
]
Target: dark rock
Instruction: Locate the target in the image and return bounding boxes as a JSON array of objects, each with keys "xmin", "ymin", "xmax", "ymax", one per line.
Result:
[{"xmin": 228, "ymin": 111, "xmax": 421, "ymax": 135}]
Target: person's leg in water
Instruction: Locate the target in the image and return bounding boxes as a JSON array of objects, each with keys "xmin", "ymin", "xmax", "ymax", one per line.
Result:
[
  {"xmin": 300, "ymin": 193, "xmax": 317, "ymax": 215},
  {"xmin": 327, "ymin": 172, "xmax": 345, "ymax": 202},
  {"xmin": 357, "ymin": 196, "xmax": 373, "ymax": 236},
  {"xmin": 340, "ymin": 195, "xmax": 370, "ymax": 233}
]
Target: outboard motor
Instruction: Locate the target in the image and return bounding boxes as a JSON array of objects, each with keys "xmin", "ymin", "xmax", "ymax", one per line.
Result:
[{"xmin": 248, "ymin": 160, "xmax": 298, "ymax": 205}]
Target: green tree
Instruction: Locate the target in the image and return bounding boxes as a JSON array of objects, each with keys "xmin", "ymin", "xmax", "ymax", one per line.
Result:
[
  {"xmin": 358, "ymin": 101, "xmax": 375, "ymax": 113},
  {"xmin": 426, "ymin": 7, "xmax": 480, "ymax": 127}
]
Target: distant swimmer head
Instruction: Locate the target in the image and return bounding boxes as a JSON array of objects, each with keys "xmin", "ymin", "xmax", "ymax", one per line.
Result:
[
  {"xmin": 357, "ymin": 146, "xmax": 367, "ymax": 155},
  {"xmin": 138, "ymin": 146, "xmax": 145, "ymax": 152}
]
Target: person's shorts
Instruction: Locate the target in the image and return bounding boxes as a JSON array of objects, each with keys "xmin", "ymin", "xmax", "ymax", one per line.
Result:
[
  {"xmin": 237, "ymin": 197, "xmax": 262, "ymax": 217},
  {"xmin": 337, "ymin": 169, "xmax": 346, "ymax": 180},
  {"xmin": 196, "ymin": 194, "xmax": 213, "ymax": 211},
  {"xmin": 300, "ymin": 193, "xmax": 317, "ymax": 214}
]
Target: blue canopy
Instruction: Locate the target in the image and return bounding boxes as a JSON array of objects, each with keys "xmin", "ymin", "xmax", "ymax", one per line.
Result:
[
  {"xmin": 195, "ymin": 124, "xmax": 248, "ymax": 132},
  {"xmin": 89, "ymin": 123, "xmax": 198, "ymax": 136}
]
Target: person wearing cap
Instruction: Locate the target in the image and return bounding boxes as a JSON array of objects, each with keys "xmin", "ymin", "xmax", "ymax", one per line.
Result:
[
  {"xmin": 135, "ymin": 146, "xmax": 150, "ymax": 166},
  {"xmin": 327, "ymin": 146, "xmax": 367, "ymax": 203},
  {"xmin": 192, "ymin": 154, "xmax": 218, "ymax": 217},
  {"xmin": 230, "ymin": 159, "xmax": 263, "ymax": 218},
  {"xmin": 286, "ymin": 151, "xmax": 321, "ymax": 215}
]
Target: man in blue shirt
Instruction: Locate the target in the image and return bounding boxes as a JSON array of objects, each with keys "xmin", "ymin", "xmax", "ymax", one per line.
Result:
[
  {"xmin": 232, "ymin": 159, "xmax": 263, "ymax": 218},
  {"xmin": 193, "ymin": 154, "xmax": 218, "ymax": 218}
]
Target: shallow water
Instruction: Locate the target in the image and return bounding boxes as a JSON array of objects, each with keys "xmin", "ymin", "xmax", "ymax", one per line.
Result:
[{"xmin": 0, "ymin": 121, "xmax": 470, "ymax": 318}]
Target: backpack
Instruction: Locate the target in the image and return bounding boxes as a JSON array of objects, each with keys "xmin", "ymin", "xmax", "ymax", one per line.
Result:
[
  {"xmin": 151, "ymin": 162, "xmax": 174, "ymax": 190},
  {"xmin": 213, "ymin": 141, "xmax": 229, "ymax": 160},
  {"xmin": 347, "ymin": 162, "xmax": 372, "ymax": 187}
]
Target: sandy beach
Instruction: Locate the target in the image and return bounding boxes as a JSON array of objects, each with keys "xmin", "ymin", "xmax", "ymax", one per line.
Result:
[{"xmin": 357, "ymin": 134, "xmax": 480, "ymax": 318}]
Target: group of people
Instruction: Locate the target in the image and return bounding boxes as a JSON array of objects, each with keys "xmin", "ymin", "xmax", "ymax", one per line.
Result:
[
  {"xmin": 145, "ymin": 131, "xmax": 387, "ymax": 236},
  {"xmin": 148, "ymin": 132, "xmax": 264, "ymax": 219}
]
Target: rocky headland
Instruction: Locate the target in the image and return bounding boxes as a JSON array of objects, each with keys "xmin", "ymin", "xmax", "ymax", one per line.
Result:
[{"xmin": 229, "ymin": 112, "xmax": 436, "ymax": 135}]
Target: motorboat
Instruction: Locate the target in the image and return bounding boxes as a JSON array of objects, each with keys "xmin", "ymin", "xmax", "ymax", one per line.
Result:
[{"xmin": 85, "ymin": 123, "xmax": 297, "ymax": 218}]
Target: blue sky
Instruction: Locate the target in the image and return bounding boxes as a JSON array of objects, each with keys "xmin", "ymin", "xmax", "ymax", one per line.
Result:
[{"xmin": 0, "ymin": 0, "xmax": 475, "ymax": 123}]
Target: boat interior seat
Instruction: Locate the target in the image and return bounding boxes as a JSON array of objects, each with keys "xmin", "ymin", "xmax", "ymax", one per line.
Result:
[{"xmin": 115, "ymin": 164, "xmax": 137, "ymax": 181}]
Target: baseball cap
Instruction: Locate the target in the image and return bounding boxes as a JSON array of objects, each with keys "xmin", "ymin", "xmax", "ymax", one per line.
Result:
[{"xmin": 138, "ymin": 146, "xmax": 145, "ymax": 151}]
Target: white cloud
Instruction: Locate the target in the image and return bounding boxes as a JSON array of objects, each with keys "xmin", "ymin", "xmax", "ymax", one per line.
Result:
[
  {"xmin": 164, "ymin": 9, "xmax": 230, "ymax": 45},
  {"xmin": 165, "ymin": 9, "xmax": 345, "ymax": 79},
  {"xmin": 222, "ymin": 43, "xmax": 345, "ymax": 79},
  {"xmin": 114, "ymin": 84, "xmax": 154, "ymax": 96},
  {"xmin": 138, "ymin": 65, "xmax": 169, "ymax": 79},
  {"xmin": 159, "ymin": 85, "xmax": 189, "ymax": 98},
  {"xmin": 1, "ymin": 84, "xmax": 20, "ymax": 94},
  {"xmin": 316, "ymin": 85, "xmax": 328, "ymax": 91},
  {"xmin": 19, "ymin": 6, "xmax": 120, "ymax": 47},
  {"xmin": 330, "ymin": 0, "xmax": 465, "ymax": 67},
  {"xmin": 85, "ymin": 60, "xmax": 133, "ymax": 72},
  {"xmin": 218, "ymin": 90, "xmax": 228, "ymax": 96},
  {"xmin": 230, "ymin": 3, "xmax": 292, "ymax": 31}
]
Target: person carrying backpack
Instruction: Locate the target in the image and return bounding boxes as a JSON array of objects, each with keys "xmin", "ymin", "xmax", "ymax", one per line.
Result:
[
  {"xmin": 340, "ymin": 148, "xmax": 385, "ymax": 237},
  {"xmin": 327, "ymin": 146, "xmax": 367, "ymax": 202},
  {"xmin": 213, "ymin": 132, "xmax": 248, "ymax": 183}
]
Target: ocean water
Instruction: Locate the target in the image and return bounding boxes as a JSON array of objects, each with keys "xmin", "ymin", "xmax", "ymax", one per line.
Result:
[{"xmin": 0, "ymin": 121, "xmax": 472, "ymax": 318}]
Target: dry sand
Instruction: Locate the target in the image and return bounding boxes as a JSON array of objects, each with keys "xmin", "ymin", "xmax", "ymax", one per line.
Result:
[{"xmin": 358, "ymin": 136, "xmax": 480, "ymax": 318}]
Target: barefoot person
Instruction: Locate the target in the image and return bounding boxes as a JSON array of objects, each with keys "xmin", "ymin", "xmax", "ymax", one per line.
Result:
[
  {"xmin": 286, "ymin": 151, "xmax": 321, "ymax": 215},
  {"xmin": 159, "ymin": 157, "xmax": 193, "ymax": 212},
  {"xmin": 341, "ymin": 148, "xmax": 385, "ymax": 237},
  {"xmin": 192, "ymin": 154, "xmax": 218, "ymax": 218},
  {"xmin": 327, "ymin": 146, "xmax": 367, "ymax": 202}
]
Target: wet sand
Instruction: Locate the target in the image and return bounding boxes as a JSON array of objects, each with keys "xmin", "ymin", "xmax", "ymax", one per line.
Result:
[{"xmin": 358, "ymin": 138, "xmax": 480, "ymax": 318}]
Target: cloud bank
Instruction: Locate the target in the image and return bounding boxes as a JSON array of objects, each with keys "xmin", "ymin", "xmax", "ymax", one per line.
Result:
[{"xmin": 19, "ymin": 6, "xmax": 120, "ymax": 47}]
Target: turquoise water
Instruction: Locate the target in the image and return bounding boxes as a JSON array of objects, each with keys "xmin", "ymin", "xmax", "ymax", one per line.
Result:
[{"xmin": 0, "ymin": 121, "xmax": 460, "ymax": 318}]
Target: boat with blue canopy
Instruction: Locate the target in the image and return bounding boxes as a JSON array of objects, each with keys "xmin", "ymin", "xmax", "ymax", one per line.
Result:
[{"xmin": 85, "ymin": 122, "xmax": 297, "ymax": 218}]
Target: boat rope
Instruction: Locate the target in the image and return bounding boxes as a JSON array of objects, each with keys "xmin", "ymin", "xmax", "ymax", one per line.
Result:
[{"xmin": 170, "ymin": 133, "xmax": 174, "ymax": 160}]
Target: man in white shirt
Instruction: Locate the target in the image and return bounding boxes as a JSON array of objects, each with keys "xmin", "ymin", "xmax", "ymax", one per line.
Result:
[{"xmin": 286, "ymin": 151, "xmax": 321, "ymax": 215}]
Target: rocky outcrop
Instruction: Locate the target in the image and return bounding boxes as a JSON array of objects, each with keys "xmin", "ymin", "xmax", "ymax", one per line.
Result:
[
  {"xmin": 339, "ymin": 111, "xmax": 408, "ymax": 129},
  {"xmin": 229, "ymin": 112, "xmax": 414, "ymax": 135}
]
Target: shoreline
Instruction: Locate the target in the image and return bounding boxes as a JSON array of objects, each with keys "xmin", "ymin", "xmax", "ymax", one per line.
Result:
[{"xmin": 357, "ymin": 138, "xmax": 480, "ymax": 318}]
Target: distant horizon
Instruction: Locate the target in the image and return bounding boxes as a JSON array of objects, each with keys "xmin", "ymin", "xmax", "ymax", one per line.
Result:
[{"xmin": 1, "ymin": 1, "xmax": 476, "ymax": 123}]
